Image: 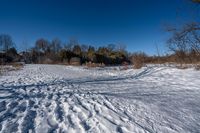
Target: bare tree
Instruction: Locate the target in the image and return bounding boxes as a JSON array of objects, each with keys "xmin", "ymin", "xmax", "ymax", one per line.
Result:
[
  {"xmin": 51, "ymin": 38, "xmax": 62, "ymax": 54},
  {"xmin": 117, "ymin": 44, "xmax": 126, "ymax": 52},
  {"xmin": 107, "ymin": 44, "xmax": 116, "ymax": 52},
  {"xmin": 0, "ymin": 34, "xmax": 14, "ymax": 52},
  {"xmin": 167, "ymin": 22, "xmax": 200, "ymax": 63},
  {"xmin": 35, "ymin": 38, "xmax": 49, "ymax": 53},
  {"xmin": 65, "ymin": 38, "xmax": 79, "ymax": 51},
  {"xmin": 81, "ymin": 44, "xmax": 88, "ymax": 53},
  {"xmin": 73, "ymin": 45, "xmax": 82, "ymax": 56},
  {"xmin": 192, "ymin": 0, "xmax": 200, "ymax": 3},
  {"xmin": 165, "ymin": 0, "xmax": 200, "ymax": 64},
  {"xmin": 35, "ymin": 38, "xmax": 50, "ymax": 63}
]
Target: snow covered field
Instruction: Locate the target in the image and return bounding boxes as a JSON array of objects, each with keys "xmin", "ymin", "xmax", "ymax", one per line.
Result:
[{"xmin": 0, "ymin": 64, "xmax": 200, "ymax": 133}]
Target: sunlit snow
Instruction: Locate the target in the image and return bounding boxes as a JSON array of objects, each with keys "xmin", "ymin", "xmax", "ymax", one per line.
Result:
[{"xmin": 0, "ymin": 64, "xmax": 200, "ymax": 133}]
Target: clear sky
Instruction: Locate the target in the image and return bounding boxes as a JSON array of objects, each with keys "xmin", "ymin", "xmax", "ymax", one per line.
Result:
[{"xmin": 0, "ymin": 0, "xmax": 198, "ymax": 55}]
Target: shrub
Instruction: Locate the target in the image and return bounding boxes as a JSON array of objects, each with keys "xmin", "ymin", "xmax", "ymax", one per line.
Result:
[{"xmin": 131, "ymin": 52, "xmax": 146, "ymax": 69}]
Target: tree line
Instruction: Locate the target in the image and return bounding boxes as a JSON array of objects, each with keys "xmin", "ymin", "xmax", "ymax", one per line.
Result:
[
  {"xmin": 0, "ymin": 35, "xmax": 130, "ymax": 66},
  {"xmin": 1, "ymin": 29, "xmax": 200, "ymax": 68}
]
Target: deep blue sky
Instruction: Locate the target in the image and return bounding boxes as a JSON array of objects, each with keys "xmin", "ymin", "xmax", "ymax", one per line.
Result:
[{"xmin": 0, "ymin": 0, "xmax": 198, "ymax": 55}]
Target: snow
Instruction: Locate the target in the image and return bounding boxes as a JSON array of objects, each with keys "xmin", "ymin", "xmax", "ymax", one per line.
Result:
[{"xmin": 0, "ymin": 64, "xmax": 200, "ymax": 133}]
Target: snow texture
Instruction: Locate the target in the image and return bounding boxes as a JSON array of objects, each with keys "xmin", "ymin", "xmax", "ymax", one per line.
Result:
[{"xmin": 0, "ymin": 64, "xmax": 200, "ymax": 133}]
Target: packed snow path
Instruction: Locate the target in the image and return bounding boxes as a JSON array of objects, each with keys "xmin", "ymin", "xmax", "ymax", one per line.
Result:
[{"xmin": 0, "ymin": 65, "xmax": 200, "ymax": 133}]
